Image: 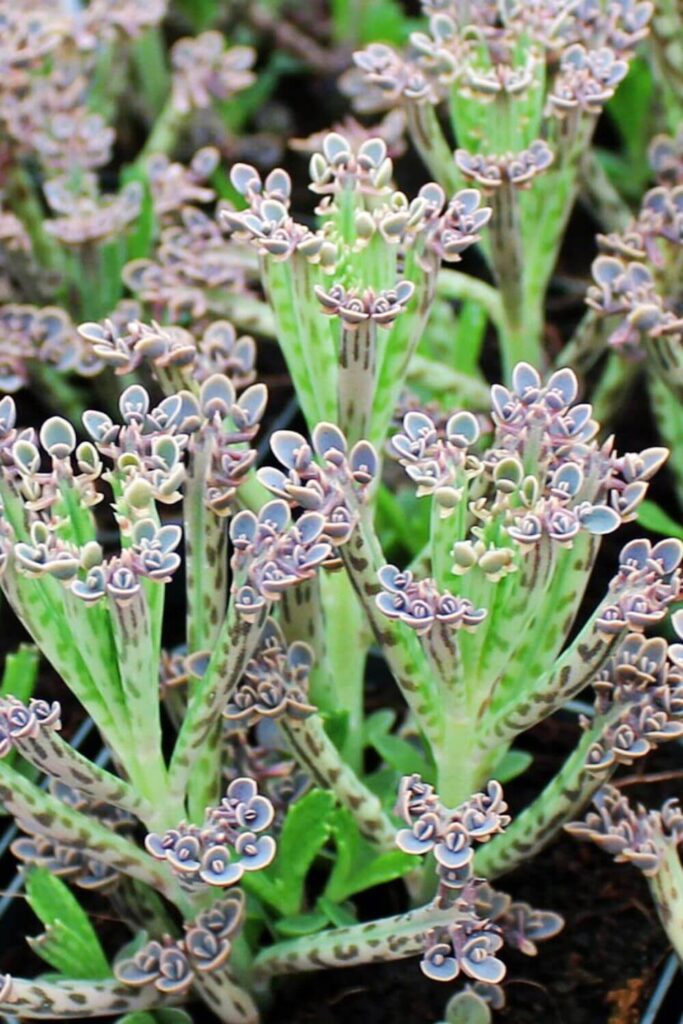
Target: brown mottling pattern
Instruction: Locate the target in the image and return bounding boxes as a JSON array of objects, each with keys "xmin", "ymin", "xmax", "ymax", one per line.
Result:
[{"xmin": 283, "ymin": 716, "xmax": 395, "ymax": 848}]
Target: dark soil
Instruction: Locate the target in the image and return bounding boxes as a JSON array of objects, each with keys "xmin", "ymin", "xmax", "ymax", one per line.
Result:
[{"xmin": 265, "ymin": 715, "xmax": 682, "ymax": 1024}]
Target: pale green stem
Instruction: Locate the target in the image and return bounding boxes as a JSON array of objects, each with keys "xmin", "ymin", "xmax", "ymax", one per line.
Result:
[
  {"xmin": 648, "ymin": 370, "xmax": 683, "ymax": 508},
  {"xmin": 482, "ymin": 614, "xmax": 626, "ymax": 750},
  {"xmin": 320, "ymin": 568, "xmax": 369, "ymax": 773},
  {"xmin": 406, "ymin": 355, "xmax": 491, "ymax": 408},
  {"xmin": 579, "ymin": 150, "xmax": 633, "ymax": 234},
  {"xmin": 475, "ymin": 720, "xmax": 615, "ymax": 879},
  {"xmin": 281, "ymin": 714, "xmax": 396, "ymax": 850},
  {"xmin": 406, "ymin": 102, "xmax": 463, "ymax": 195},
  {"xmin": 436, "ymin": 269, "xmax": 504, "ymax": 332},
  {"xmin": 134, "ymin": 98, "xmax": 186, "ymax": 167},
  {"xmin": 131, "ymin": 26, "xmax": 171, "ymax": 118},
  {"xmin": 206, "ymin": 292, "xmax": 276, "ymax": 336},
  {"xmin": 252, "ymin": 898, "xmax": 460, "ymax": 981},
  {"xmin": 648, "ymin": 843, "xmax": 683, "ymax": 962}
]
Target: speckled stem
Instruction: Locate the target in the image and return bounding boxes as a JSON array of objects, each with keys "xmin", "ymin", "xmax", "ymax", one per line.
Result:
[
  {"xmin": 490, "ymin": 183, "xmax": 528, "ymax": 375},
  {"xmin": 281, "ymin": 713, "xmax": 396, "ymax": 850},
  {"xmin": 0, "ymin": 550, "xmax": 126, "ymax": 758},
  {"xmin": 184, "ymin": 433, "xmax": 228, "ymax": 658},
  {"xmin": 0, "ymin": 975, "xmax": 177, "ymax": 1019},
  {"xmin": 293, "ymin": 257, "xmax": 338, "ymax": 423},
  {"xmin": 192, "ymin": 964, "xmax": 260, "ymax": 1024},
  {"xmin": 11, "ymin": 730, "xmax": 151, "ymax": 823},
  {"xmin": 0, "ymin": 761, "xmax": 189, "ymax": 906},
  {"xmin": 280, "ymin": 577, "xmax": 330, "ymax": 709},
  {"xmin": 169, "ymin": 597, "xmax": 269, "ymax": 818},
  {"xmin": 482, "ymin": 612, "xmax": 626, "ymax": 749},
  {"xmin": 648, "ymin": 842, "xmax": 683, "ymax": 963},
  {"xmin": 421, "ymin": 620, "xmax": 462, "ymax": 702},
  {"xmin": 110, "ymin": 877, "xmax": 176, "ymax": 936},
  {"xmin": 486, "ymin": 534, "xmax": 598, "ymax": 722},
  {"xmin": 340, "ymin": 512, "xmax": 441, "ymax": 746},
  {"xmin": 253, "ymin": 899, "xmax": 460, "ymax": 981},
  {"xmin": 338, "ymin": 320, "xmax": 377, "ymax": 446},
  {"xmin": 109, "ymin": 591, "xmax": 170, "ymax": 815},
  {"xmin": 474, "ymin": 534, "xmax": 554, "ymax": 699},
  {"xmin": 475, "ymin": 718, "xmax": 615, "ymax": 879}
]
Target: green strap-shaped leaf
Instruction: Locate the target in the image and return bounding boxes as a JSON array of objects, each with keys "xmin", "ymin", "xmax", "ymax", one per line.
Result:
[{"xmin": 25, "ymin": 868, "xmax": 111, "ymax": 980}]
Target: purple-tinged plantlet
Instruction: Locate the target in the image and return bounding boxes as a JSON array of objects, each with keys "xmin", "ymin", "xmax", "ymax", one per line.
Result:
[
  {"xmin": 351, "ymin": 0, "xmax": 650, "ymax": 374},
  {"xmin": 146, "ymin": 778, "xmax": 276, "ymax": 889},
  {"xmin": 568, "ymin": 785, "xmax": 683, "ymax": 963},
  {"xmin": 262, "ymin": 359, "xmax": 676, "ymax": 885},
  {"xmin": 222, "ymin": 130, "xmax": 490, "ymax": 444},
  {"xmin": 252, "ymin": 776, "xmax": 561, "ymax": 1006}
]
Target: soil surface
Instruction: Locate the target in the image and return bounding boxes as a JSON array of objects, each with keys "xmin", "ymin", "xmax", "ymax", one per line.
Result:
[
  {"xmin": 0, "ymin": 713, "xmax": 679, "ymax": 1024},
  {"xmin": 266, "ymin": 716, "xmax": 682, "ymax": 1024}
]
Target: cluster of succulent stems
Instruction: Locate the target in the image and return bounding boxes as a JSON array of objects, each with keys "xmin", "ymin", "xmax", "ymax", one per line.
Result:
[{"xmin": 0, "ymin": 1, "xmax": 683, "ymax": 1021}]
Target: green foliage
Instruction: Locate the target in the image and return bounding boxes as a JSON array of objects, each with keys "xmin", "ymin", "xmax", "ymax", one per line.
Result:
[
  {"xmin": 364, "ymin": 710, "xmax": 434, "ymax": 782},
  {"xmin": 245, "ymin": 790, "xmax": 335, "ymax": 916},
  {"xmin": 331, "ymin": 0, "xmax": 415, "ymax": 45},
  {"xmin": 441, "ymin": 991, "xmax": 492, "ymax": 1024},
  {"xmin": 637, "ymin": 499, "xmax": 683, "ymax": 541},
  {"xmin": 324, "ymin": 807, "xmax": 414, "ymax": 903},
  {"xmin": 1, "ymin": 644, "xmax": 39, "ymax": 705},
  {"xmin": 116, "ymin": 1012, "xmax": 193, "ymax": 1024},
  {"xmin": 25, "ymin": 868, "xmax": 111, "ymax": 980},
  {"xmin": 603, "ymin": 57, "xmax": 655, "ymax": 199},
  {"xmin": 376, "ymin": 485, "xmax": 432, "ymax": 560},
  {"xmin": 0, "ymin": 645, "xmax": 39, "ymax": 778},
  {"xmin": 494, "ymin": 748, "xmax": 533, "ymax": 784}
]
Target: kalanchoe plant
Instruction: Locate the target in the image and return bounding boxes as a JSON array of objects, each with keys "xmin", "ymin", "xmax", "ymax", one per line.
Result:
[
  {"xmin": 569, "ymin": 127, "xmax": 683, "ymax": 515},
  {"xmin": 257, "ymin": 358, "xmax": 681, "ymax": 869},
  {"xmin": 221, "ymin": 131, "xmax": 491, "ymax": 443},
  {"xmin": 2, "ymin": 328, "xmax": 676, "ymax": 1020},
  {"xmin": 567, "ymin": 785, "xmax": 683, "ymax": 963},
  {"xmin": 566, "ymin": 604, "xmax": 683, "ymax": 967},
  {"xmin": 350, "ymin": 0, "xmax": 651, "ymax": 373},
  {"xmin": 1, "ymin": 4, "xmax": 682, "ymax": 1021}
]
